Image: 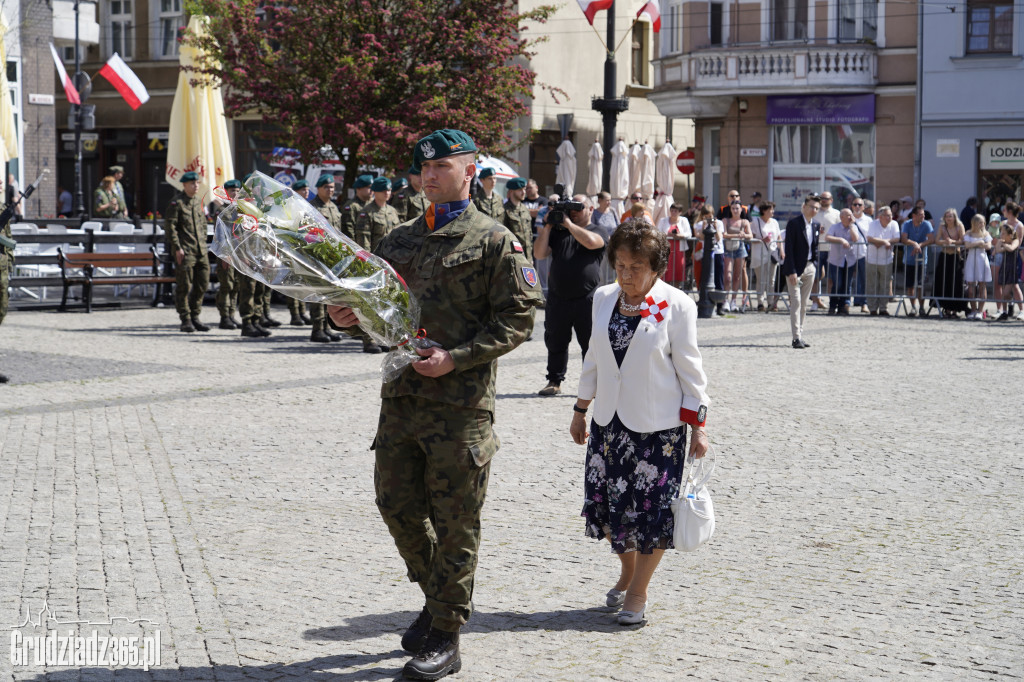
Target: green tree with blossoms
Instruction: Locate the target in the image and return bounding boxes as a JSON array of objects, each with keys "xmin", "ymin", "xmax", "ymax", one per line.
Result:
[{"xmin": 185, "ymin": 0, "xmax": 557, "ymax": 188}]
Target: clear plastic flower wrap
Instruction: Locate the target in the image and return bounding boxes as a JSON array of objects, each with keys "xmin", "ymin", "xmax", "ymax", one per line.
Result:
[{"xmin": 210, "ymin": 171, "xmax": 435, "ymax": 381}]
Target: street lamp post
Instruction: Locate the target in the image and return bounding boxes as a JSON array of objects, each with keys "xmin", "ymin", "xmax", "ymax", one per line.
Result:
[
  {"xmin": 73, "ymin": 0, "xmax": 85, "ymax": 217},
  {"xmin": 591, "ymin": 1, "xmax": 629, "ymax": 193}
]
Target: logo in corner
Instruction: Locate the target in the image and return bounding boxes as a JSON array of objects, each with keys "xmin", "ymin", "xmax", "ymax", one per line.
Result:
[
  {"xmin": 421, "ymin": 141, "xmax": 436, "ymax": 159},
  {"xmin": 521, "ymin": 266, "xmax": 538, "ymax": 287}
]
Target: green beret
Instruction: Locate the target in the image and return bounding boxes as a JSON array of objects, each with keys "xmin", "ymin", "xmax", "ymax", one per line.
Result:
[
  {"xmin": 371, "ymin": 177, "xmax": 392, "ymax": 192},
  {"xmin": 241, "ymin": 173, "xmax": 253, "ymax": 184},
  {"xmin": 315, "ymin": 174, "xmax": 334, "ymax": 188},
  {"xmin": 478, "ymin": 167, "xmax": 495, "ymax": 180},
  {"xmin": 293, "ymin": 179, "xmax": 308, "ymax": 190},
  {"xmin": 181, "ymin": 171, "xmax": 199, "ymax": 183},
  {"xmin": 407, "ymin": 166, "xmax": 421, "ymax": 176},
  {"xmin": 353, "ymin": 174, "xmax": 374, "ymax": 189},
  {"xmin": 506, "ymin": 177, "xmax": 526, "ymax": 190},
  {"xmin": 392, "ymin": 177, "xmax": 408, "ymax": 191},
  {"xmin": 223, "ymin": 179, "xmax": 242, "ymax": 189},
  {"xmin": 413, "ymin": 129, "xmax": 478, "ymax": 169}
]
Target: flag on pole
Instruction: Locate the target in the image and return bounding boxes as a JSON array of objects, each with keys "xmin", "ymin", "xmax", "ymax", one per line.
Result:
[
  {"xmin": 636, "ymin": 0, "xmax": 662, "ymax": 33},
  {"xmin": 577, "ymin": 0, "xmax": 613, "ymax": 25},
  {"xmin": 98, "ymin": 53, "xmax": 150, "ymax": 110},
  {"xmin": 49, "ymin": 43, "xmax": 82, "ymax": 105}
]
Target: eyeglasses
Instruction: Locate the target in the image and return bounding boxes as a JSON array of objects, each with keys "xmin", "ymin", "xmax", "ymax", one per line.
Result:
[
  {"xmin": 852, "ymin": 203, "xmax": 864, "ymax": 207},
  {"xmin": 728, "ymin": 194, "xmax": 739, "ymax": 199}
]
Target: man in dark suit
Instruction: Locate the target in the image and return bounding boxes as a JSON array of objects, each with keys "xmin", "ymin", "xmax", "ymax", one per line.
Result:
[{"xmin": 781, "ymin": 195, "xmax": 821, "ymax": 349}]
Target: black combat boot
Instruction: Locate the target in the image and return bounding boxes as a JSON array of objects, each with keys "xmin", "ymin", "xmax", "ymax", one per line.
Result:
[
  {"xmin": 190, "ymin": 317, "xmax": 210, "ymax": 332},
  {"xmin": 261, "ymin": 315, "xmax": 282, "ymax": 328},
  {"xmin": 402, "ymin": 628, "xmax": 460, "ymax": 680},
  {"xmin": 180, "ymin": 318, "xmax": 196, "ymax": 333},
  {"xmin": 309, "ymin": 322, "xmax": 331, "ymax": 343},
  {"xmin": 219, "ymin": 316, "xmax": 237, "ymax": 330},
  {"xmin": 241, "ymin": 318, "xmax": 270, "ymax": 338},
  {"xmin": 325, "ymin": 326, "xmax": 343, "ymax": 342},
  {"xmin": 401, "ymin": 607, "xmax": 432, "ymax": 654},
  {"xmin": 289, "ymin": 312, "xmax": 305, "ymax": 326},
  {"xmin": 229, "ymin": 314, "xmax": 242, "ymax": 327},
  {"xmin": 300, "ymin": 312, "xmax": 312, "ymax": 324}
]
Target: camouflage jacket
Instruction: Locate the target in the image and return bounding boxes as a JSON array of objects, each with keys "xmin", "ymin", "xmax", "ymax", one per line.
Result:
[
  {"xmin": 375, "ymin": 202, "xmax": 542, "ymax": 412},
  {"xmin": 473, "ymin": 189, "xmax": 504, "ymax": 220},
  {"xmin": 355, "ymin": 200, "xmax": 400, "ymax": 251},
  {"xmin": 407, "ymin": 190, "xmax": 428, "ymax": 223},
  {"xmin": 164, "ymin": 193, "xmax": 207, "ymax": 254},
  {"xmin": 0, "ymin": 207, "xmax": 12, "ymax": 266},
  {"xmin": 502, "ymin": 200, "xmax": 534, "ymax": 255},
  {"xmin": 93, "ymin": 187, "xmax": 117, "ymax": 218},
  {"xmin": 390, "ymin": 188, "xmax": 411, "ymax": 223},
  {"xmin": 312, "ymin": 195, "xmax": 344, "ymax": 232},
  {"xmin": 340, "ymin": 197, "xmax": 365, "ymax": 240}
]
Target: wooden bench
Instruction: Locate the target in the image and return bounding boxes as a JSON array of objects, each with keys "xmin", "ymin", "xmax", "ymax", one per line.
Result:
[{"xmin": 58, "ymin": 247, "xmax": 175, "ymax": 312}]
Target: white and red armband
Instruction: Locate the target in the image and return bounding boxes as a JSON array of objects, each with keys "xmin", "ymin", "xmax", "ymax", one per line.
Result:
[{"xmin": 680, "ymin": 395, "xmax": 708, "ymax": 427}]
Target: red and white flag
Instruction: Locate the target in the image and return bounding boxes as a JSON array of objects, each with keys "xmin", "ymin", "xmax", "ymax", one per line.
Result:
[
  {"xmin": 577, "ymin": 0, "xmax": 613, "ymax": 25},
  {"xmin": 636, "ymin": 0, "xmax": 662, "ymax": 33},
  {"xmin": 48, "ymin": 43, "xmax": 81, "ymax": 105},
  {"xmin": 98, "ymin": 53, "xmax": 150, "ymax": 110}
]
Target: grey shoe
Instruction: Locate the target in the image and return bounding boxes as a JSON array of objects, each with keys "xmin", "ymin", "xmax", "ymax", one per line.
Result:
[{"xmin": 606, "ymin": 589, "xmax": 625, "ymax": 608}]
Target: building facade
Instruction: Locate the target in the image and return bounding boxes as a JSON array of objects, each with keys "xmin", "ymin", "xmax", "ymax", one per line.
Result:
[
  {"xmin": 649, "ymin": 0, "xmax": 917, "ymax": 219},
  {"xmin": 920, "ymin": 0, "xmax": 1024, "ymax": 219},
  {"xmin": 513, "ymin": 0, "xmax": 696, "ymax": 200}
]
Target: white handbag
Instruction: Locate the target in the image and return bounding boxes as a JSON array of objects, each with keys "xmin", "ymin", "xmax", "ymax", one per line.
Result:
[{"xmin": 671, "ymin": 449, "xmax": 716, "ymax": 552}]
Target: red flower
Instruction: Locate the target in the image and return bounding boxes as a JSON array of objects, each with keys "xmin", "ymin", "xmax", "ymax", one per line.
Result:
[{"xmin": 304, "ymin": 226, "xmax": 326, "ymax": 243}]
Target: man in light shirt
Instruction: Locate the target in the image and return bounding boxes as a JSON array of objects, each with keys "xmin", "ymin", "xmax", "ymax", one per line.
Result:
[
  {"xmin": 824, "ymin": 209, "xmax": 860, "ymax": 316},
  {"xmin": 865, "ymin": 206, "xmax": 901, "ymax": 316},
  {"xmin": 813, "ymin": 191, "xmax": 841, "ymax": 310},
  {"xmin": 850, "ymin": 198, "xmax": 872, "ymax": 312}
]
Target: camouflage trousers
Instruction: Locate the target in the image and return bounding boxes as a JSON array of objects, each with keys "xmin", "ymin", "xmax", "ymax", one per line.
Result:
[
  {"xmin": 215, "ymin": 261, "xmax": 238, "ymax": 317},
  {"xmin": 0, "ymin": 255, "xmax": 9, "ymax": 326},
  {"xmin": 237, "ymin": 276, "xmax": 265, "ymax": 322},
  {"xmin": 287, "ymin": 298, "xmax": 326, "ymax": 323},
  {"xmin": 174, "ymin": 250, "xmax": 210, "ymax": 321},
  {"xmin": 373, "ymin": 395, "xmax": 499, "ymax": 632}
]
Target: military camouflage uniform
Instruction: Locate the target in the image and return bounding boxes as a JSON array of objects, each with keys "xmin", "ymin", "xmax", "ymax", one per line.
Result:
[
  {"xmin": 390, "ymin": 187, "xmax": 411, "ymax": 223},
  {"xmin": 340, "ymin": 196, "xmax": 365, "ymax": 240},
  {"xmin": 473, "ymin": 188, "xmax": 504, "ymax": 220},
  {"xmin": 93, "ymin": 187, "xmax": 118, "ymax": 217},
  {"xmin": 165, "ymin": 192, "xmax": 209, "ymax": 322},
  {"xmin": 502, "ymin": 199, "xmax": 534, "ymax": 256},
  {"xmin": 303, "ymin": 196, "xmax": 346, "ymax": 327},
  {"xmin": 355, "ymin": 200, "xmax": 401, "ymax": 251},
  {"xmin": 370, "ymin": 202, "xmax": 542, "ymax": 632},
  {"xmin": 407, "ymin": 190, "xmax": 429, "ymax": 223},
  {"xmin": 0, "ymin": 207, "xmax": 12, "ymax": 327},
  {"xmin": 210, "ymin": 201, "xmax": 239, "ymax": 321},
  {"xmin": 238, "ymin": 278, "xmax": 266, "ymax": 325}
]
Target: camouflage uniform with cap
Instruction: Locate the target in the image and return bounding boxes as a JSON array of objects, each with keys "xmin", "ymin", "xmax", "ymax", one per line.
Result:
[
  {"xmin": 502, "ymin": 177, "xmax": 533, "ymax": 255},
  {"xmin": 285, "ymin": 179, "xmax": 313, "ymax": 325},
  {"xmin": 389, "ymin": 177, "xmax": 411, "ymax": 222},
  {"xmin": 165, "ymin": 170, "xmax": 211, "ymax": 332},
  {"xmin": 355, "ymin": 176, "xmax": 401, "ymax": 251},
  {"xmin": 350, "ymin": 129, "xmax": 542, "ymax": 679},
  {"xmin": 109, "ymin": 165, "xmax": 129, "ymax": 218},
  {"xmin": 473, "ymin": 167, "xmax": 504, "ymax": 220},
  {"xmin": 341, "ymin": 174, "xmax": 373, "ymax": 240},
  {"xmin": 305, "ymin": 174, "xmax": 344, "ymax": 342},
  {"xmin": 214, "ymin": 179, "xmax": 242, "ymax": 328},
  {"xmin": 406, "ymin": 166, "xmax": 429, "ymax": 222},
  {"xmin": 0, "ymin": 198, "xmax": 12, "ymax": 383}
]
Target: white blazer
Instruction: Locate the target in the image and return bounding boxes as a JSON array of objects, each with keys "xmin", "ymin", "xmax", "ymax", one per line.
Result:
[{"xmin": 578, "ymin": 279, "xmax": 710, "ymax": 433}]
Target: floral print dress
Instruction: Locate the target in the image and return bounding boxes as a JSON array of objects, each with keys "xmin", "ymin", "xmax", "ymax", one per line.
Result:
[{"xmin": 581, "ymin": 308, "xmax": 688, "ymax": 554}]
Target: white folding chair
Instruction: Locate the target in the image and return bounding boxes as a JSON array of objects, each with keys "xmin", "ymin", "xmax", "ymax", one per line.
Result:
[{"xmin": 45, "ymin": 224, "xmax": 68, "ymax": 234}]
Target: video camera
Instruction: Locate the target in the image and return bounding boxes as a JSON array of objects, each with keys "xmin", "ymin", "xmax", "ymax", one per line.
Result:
[{"xmin": 545, "ymin": 184, "xmax": 584, "ymax": 228}]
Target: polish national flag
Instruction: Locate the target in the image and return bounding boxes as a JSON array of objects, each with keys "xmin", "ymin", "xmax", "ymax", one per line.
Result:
[
  {"xmin": 577, "ymin": 0, "xmax": 613, "ymax": 25},
  {"xmin": 98, "ymin": 53, "xmax": 151, "ymax": 110},
  {"xmin": 636, "ymin": 0, "xmax": 662, "ymax": 33},
  {"xmin": 48, "ymin": 43, "xmax": 81, "ymax": 105}
]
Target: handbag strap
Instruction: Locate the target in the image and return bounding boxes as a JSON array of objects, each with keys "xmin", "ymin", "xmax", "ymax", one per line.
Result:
[{"xmin": 680, "ymin": 445, "xmax": 716, "ymax": 497}]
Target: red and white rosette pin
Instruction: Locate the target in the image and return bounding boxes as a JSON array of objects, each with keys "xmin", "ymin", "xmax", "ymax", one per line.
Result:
[{"xmin": 639, "ymin": 295, "xmax": 669, "ymax": 323}]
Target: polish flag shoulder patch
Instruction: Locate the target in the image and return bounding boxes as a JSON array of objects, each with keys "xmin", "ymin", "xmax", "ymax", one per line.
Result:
[
  {"xmin": 639, "ymin": 296, "xmax": 669, "ymax": 323},
  {"xmin": 511, "ymin": 239, "xmax": 524, "ymax": 253}
]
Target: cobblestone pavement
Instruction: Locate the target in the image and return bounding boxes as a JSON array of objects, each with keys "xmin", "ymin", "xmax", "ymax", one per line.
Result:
[{"xmin": 0, "ymin": 302, "xmax": 1021, "ymax": 681}]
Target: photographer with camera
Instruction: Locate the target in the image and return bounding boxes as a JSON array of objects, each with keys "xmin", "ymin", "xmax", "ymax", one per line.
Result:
[{"xmin": 534, "ymin": 191, "xmax": 607, "ymax": 396}]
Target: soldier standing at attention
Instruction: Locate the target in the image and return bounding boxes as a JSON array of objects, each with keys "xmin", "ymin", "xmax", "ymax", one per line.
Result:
[
  {"xmin": 0, "ymin": 190, "xmax": 13, "ymax": 383},
  {"xmin": 328, "ymin": 130, "xmax": 542, "ymax": 680},
  {"xmin": 109, "ymin": 165, "xmax": 130, "ymax": 218},
  {"xmin": 165, "ymin": 171, "xmax": 211, "ymax": 333},
  {"xmin": 502, "ymin": 177, "xmax": 533, "ymax": 254},
  {"xmin": 306, "ymin": 174, "xmax": 343, "ymax": 343},
  {"xmin": 406, "ymin": 167, "xmax": 428, "ymax": 222},
  {"xmin": 389, "ymin": 177, "xmax": 410, "ymax": 222},
  {"xmin": 355, "ymin": 176, "xmax": 400, "ymax": 251},
  {"xmin": 341, "ymin": 174, "xmax": 374, "ymax": 240},
  {"xmin": 473, "ymin": 167, "xmax": 503, "ymax": 219},
  {"xmin": 287, "ymin": 179, "xmax": 313, "ymax": 326},
  {"xmin": 212, "ymin": 179, "xmax": 242, "ymax": 329}
]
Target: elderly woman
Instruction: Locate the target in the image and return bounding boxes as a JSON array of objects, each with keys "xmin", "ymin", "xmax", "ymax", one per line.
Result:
[
  {"xmin": 570, "ymin": 219, "xmax": 711, "ymax": 626},
  {"xmin": 93, "ymin": 176, "xmax": 119, "ymax": 218}
]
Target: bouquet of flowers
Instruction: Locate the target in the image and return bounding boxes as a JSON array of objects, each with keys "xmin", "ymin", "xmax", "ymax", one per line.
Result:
[{"xmin": 211, "ymin": 171, "xmax": 433, "ymax": 381}]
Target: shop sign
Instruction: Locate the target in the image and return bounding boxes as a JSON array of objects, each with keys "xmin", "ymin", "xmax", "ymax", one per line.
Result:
[
  {"xmin": 740, "ymin": 148, "xmax": 766, "ymax": 157},
  {"xmin": 980, "ymin": 141, "xmax": 1024, "ymax": 170},
  {"xmin": 766, "ymin": 94, "xmax": 874, "ymax": 125}
]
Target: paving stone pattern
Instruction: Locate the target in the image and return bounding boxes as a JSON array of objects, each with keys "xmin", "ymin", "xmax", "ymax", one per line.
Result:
[{"xmin": 0, "ymin": 306, "xmax": 1021, "ymax": 681}]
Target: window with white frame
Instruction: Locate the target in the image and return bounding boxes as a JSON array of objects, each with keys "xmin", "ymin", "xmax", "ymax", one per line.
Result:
[
  {"xmin": 837, "ymin": 0, "xmax": 878, "ymax": 43},
  {"xmin": 662, "ymin": 1, "xmax": 683, "ymax": 56},
  {"xmin": 108, "ymin": 0, "xmax": 134, "ymax": 59},
  {"xmin": 155, "ymin": 0, "xmax": 184, "ymax": 59}
]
